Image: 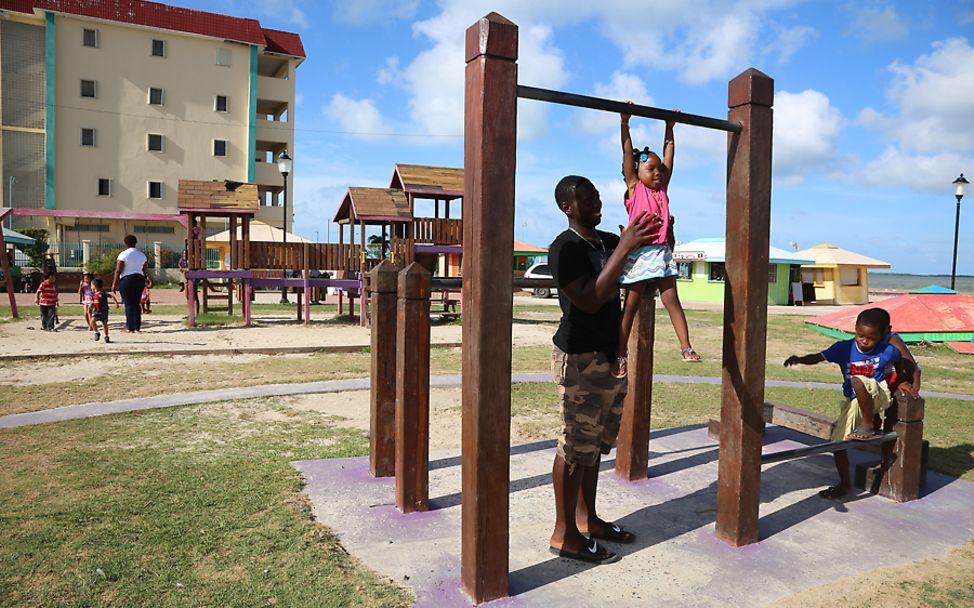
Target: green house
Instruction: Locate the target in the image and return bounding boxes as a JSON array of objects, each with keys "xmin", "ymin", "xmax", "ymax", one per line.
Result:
[{"xmin": 672, "ymin": 238, "xmax": 814, "ymax": 305}]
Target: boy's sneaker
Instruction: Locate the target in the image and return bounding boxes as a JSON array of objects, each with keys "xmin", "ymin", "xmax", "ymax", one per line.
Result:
[
  {"xmin": 94, "ymin": 331, "xmax": 100, "ymax": 341},
  {"xmin": 104, "ymin": 335, "xmax": 111, "ymax": 343}
]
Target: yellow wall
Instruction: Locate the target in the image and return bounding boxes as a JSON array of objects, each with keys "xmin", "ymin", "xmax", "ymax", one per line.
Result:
[{"xmin": 804, "ymin": 265, "xmax": 870, "ymax": 305}]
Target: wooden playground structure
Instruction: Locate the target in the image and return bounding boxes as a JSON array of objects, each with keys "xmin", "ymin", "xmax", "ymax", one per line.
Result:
[{"xmin": 359, "ymin": 13, "xmax": 928, "ymax": 605}]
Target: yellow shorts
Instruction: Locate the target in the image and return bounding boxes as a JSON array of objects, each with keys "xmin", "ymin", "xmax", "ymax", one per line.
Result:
[{"xmin": 832, "ymin": 375, "xmax": 892, "ymax": 442}]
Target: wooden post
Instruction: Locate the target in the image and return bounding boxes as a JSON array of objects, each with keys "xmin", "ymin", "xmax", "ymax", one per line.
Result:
[
  {"xmin": 881, "ymin": 392, "xmax": 924, "ymax": 502},
  {"xmin": 0, "ymin": 228, "xmax": 18, "ymax": 318},
  {"xmin": 228, "ymin": 216, "xmax": 236, "ymax": 317},
  {"xmin": 462, "ymin": 12, "xmax": 517, "ymax": 603},
  {"xmin": 188, "ymin": 278, "xmax": 197, "ymax": 327},
  {"xmin": 370, "ymin": 260, "xmax": 398, "ymax": 477},
  {"xmin": 715, "ymin": 68, "xmax": 774, "ymax": 547},
  {"xmin": 395, "ymin": 263, "xmax": 431, "ymax": 513},
  {"xmin": 616, "ymin": 289, "xmax": 655, "ymax": 480},
  {"xmin": 243, "ymin": 216, "xmax": 251, "ymax": 327}
]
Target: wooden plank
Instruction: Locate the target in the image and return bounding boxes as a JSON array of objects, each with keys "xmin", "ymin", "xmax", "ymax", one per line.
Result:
[
  {"xmin": 761, "ymin": 432, "xmax": 896, "ymax": 464},
  {"xmin": 616, "ymin": 290, "xmax": 655, "ymax": 480},
  {"xmin": 395, "ymin": 263, "xmax": 431, "ymax": 512},
  {"xmin": 715, "ymin": 68, "xmax": 774, "ymax": 548},
  {"xmin": 461, "ymin": 12, "xmax": 517, "ymax": 603},
  {"xmin": 765, "ymin": 401, "xmax": 834, "ymax": 440},
  {"xmin": 370, "ymin": 261, "xmax": 398, "ymax": 477}
]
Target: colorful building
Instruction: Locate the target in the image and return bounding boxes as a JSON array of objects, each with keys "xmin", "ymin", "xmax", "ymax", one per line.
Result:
[
  {"xmin": 673, "ymin": 238, "xmax": 813, "ymax": 305},
  {"xmin": 794, "ymin": 243, "xmax": 890, "ymax": 305}
]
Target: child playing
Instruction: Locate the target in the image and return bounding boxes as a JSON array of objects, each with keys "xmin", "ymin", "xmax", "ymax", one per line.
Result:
[
  {"xmin": 79, "ymin": 272, "xmax": 95, "ymax": 330},
  {"xmin": 616, "ymin": 106, "xmax": 698, "ymax": 377},
  {"xmin": 141, "ymin": 276, "xmax": 152, "ymax": 314},
  {"xmin": 89, "ymin": 277, "xmax": 119, "ymax": 343},
  {"xmin": 784, "ymin": 308, "xmax": 902, "ymax": 499},
  {"xmin": 35, "ymin": 271, "xmax": 59, "ymax": 331}
]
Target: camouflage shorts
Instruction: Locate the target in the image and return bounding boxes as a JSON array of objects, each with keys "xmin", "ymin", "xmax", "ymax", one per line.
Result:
[{"xmin": 552, "ymin": 346, "xmax": 628, "ymax": 469}]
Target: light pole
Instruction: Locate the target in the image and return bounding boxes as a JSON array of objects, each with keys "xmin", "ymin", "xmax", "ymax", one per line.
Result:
[
  {"xmin": 950, "ymin": 173, "xmax": 968, "ymax": 290},
  {"xmin": 278, "ymin": 150, "xmax": 292, "ymax": 303}
]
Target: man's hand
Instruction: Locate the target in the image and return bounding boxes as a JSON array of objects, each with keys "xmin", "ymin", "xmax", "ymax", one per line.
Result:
[{"xmin": 618, "ymin": 211, "xmax": 662, "ymax": 253}]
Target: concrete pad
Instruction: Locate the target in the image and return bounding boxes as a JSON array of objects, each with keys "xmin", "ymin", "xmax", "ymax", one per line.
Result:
[{"xmin": 294, "ymin": 425, "xmax": 974, "ymax": 607}]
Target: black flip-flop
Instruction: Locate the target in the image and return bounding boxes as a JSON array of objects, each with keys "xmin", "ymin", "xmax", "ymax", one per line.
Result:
[
  {"xmin": 588, "ymin": 522, "xmax": 635, "ymax": 544},
  {"xmin": 549, "ymin": 539, "xmax": 619, "ymax": 564},
  {"xmin": 818, "ymin": 486, "xmax": 849, "ymax": 500}
]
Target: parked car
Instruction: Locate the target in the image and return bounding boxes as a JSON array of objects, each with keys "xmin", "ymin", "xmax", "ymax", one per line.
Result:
[{"xmin": 523, "ymin": 262, "xmax": 556, "ymax": 298}]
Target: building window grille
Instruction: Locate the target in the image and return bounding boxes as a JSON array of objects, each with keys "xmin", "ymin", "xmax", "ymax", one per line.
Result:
[
  {"xmin": 97, "ymin": 178, "xmax": 112, "ymax": 197},
  {"xmin": 83, "ymin": 28, "xmax": 98, "ymax": 48},
  {"xmin": 148, "ymin": 87, "xmax": 164, "ymax": 106},
  {"xmin": 216, "ymin": 47, "xmax": 231, "ymax": 67},
  {"xmin": 134, "ymin": 225, "xmax": 175, "ymax": 235},
  {"xmin": 677, "ymin": 261, "xmax": 692, "ymax": 281},
  {"xmin": 708, "ymin": 262, "xmax": 726, "ymax": 282},
  {"xmin": 147, "ymin": 181, "xmax": 163, "ymax": 199},
  {"xmin": 66, "ymin": 223, "xmax": 110, "ymax": 232},
  {"xmin": 215, "ymin": 95, "xmax": 228, "ymax": 112},
  {"xmin": 81, "ymin": 128, "xmax": 96, "ymax": 146},
  {"xmin": 768, "ymin": 264, "xmax": 779, "ymax": 284},
  {"xmin": 213, "ymin": 139, "xmax": 228, "ymax": 157},
  {"xmin": 147, "ymin": 133, "xmax": 163, "ymax": 152},
  {"xmin": 151, "ymin": 39, "xmax": 166, "ymax": 57},
  {"xmin": 81, "ymin": 79, "xmax": 97, "ymax": 98}
]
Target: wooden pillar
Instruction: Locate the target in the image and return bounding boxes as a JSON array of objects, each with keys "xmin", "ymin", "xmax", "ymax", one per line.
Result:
[
  {"xmin": 881, "ymin": 392, "xmax": 924, "ymax": 502},
  {"xmin": 370, "ymin": 260, "xmax": 398, "ymax": 477},
  {"xmin": 188, "ymin": 278, "xmax": 197, "ymax": 327},
  {"xmin": 715, "ymin": 68, "xmax": 774, "ymax": 547},
  {"xmin": 242, "ymin": 216, "xmax": 251, "ymax": 326},
  {"xmin": 0, "ymin": 230, "xmax": 18, "ymax": 318},
  {"xmin": 615, "ymin": 290, "xmax": 656, "ymax": 480},
  {"xmin": 395, "ymin": 263, "xmax": 431, "ymax": 512},
  {"xmin": 360, "ymin": 221, "xmax": 367, "ymax": 326},
  {"xmin": 303, "ymin": 243, "xmax": 311, "ymax": 325},
  {"xmin": 461, "ymin": 12, "xmax": 517, "ymax": 603}
]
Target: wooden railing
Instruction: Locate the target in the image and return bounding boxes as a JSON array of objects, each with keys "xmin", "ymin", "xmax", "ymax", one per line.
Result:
[
  {"xmin": 243, "ymin": 242, "xmax": 362, "ymax": 272},
  {"xmin": 413, "ymin": 218, "xmax": 462, "ymax": 245}
]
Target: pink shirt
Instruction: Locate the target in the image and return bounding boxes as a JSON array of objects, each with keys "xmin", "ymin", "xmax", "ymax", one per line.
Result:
[{"xmin": 625, "ymin": 182, "xmax": 670, "ymax": 246}]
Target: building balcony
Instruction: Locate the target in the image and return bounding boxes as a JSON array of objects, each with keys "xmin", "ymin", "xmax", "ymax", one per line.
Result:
[
  {"xmin": 256, "ymin": 118, "xmax": 292, "ymax": 146},
  {"xmin": 257, "ymin": 75, "xmax": 292, "ymax": 105},
  {"xmin": 255, "ymin": 161, "xmax": 284, "ymax": 186}
]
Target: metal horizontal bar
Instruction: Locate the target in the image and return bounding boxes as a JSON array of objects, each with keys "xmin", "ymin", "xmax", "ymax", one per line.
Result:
[
  {"xmin": 761, "ymin": 432, "xmax": 897, "ymax": 464},
  {"xmin": 517, "ymin": 85, "xmax": 742, "ymax": 133}
]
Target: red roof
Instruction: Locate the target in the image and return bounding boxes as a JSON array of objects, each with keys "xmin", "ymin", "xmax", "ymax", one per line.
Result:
[
  {"xmin": 11, "ymin": 0, "xmax": 305, "ymax": 57},
  {"xmin": 805, "ymin": 292, "xmax": 974, "ymax": 334}
]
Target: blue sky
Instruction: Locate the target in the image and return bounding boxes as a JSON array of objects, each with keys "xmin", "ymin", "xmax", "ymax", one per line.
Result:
[{"xmin": 195, "ymin": 0, "xmax": 973, "ymax": 275}]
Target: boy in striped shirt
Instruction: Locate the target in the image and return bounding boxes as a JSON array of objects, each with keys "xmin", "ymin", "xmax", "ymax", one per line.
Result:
[{"xmin": 35, "ymin": 271, "xmax": 59, "ymax": 331}]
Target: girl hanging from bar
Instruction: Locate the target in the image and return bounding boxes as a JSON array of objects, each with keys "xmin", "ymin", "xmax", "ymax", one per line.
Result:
[{"xmin": 616, "ymin": 104, "xmax": 699, "ymax": 377}]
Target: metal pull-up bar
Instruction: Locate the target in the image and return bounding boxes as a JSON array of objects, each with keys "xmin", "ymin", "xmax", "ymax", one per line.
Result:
[
  {"xmin": 516, "ymin": 85, "xmax": 743, "ymax": 133},
  {"xmin": 760, "ymin": 432, "xmax": 897, "ymax": 465}
]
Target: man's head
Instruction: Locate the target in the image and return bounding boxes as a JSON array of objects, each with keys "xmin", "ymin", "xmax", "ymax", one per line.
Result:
[
  {"xmin": 554, "ymin": 175, "xmax": 602, "ymax": 228},
  {"xmin": 123, "ymin": 234, "xmax": 137, "ymax": 248},
  {"xmin": 854, "ymin": 307, "xmax": 891, "ymax": 352},
  {"xmin": 44, "ymin": 271, "xmax": 55, "ymax": 280}
]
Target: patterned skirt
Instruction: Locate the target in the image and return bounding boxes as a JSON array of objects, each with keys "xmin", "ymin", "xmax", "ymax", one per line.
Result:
[{"xmin": 620, "ymin": 244, "xmax": 677, "ymax": 284}]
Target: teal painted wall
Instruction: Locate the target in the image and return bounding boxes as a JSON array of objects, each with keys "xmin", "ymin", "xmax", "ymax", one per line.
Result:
[
  {"xmin": 44, "ymin": 12, "xmax": 55, "ymax": 209},
  {"xmin": 676, "ymin": 261, "xmax": 793, "ymax": 305},
  {"xmin": 248, "ymin": 45, "xmax": 257, "ymax": 183}
]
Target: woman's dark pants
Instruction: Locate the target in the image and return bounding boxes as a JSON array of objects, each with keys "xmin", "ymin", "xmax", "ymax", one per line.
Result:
[{"xmin": 119, "ymin": 274, "xmax": 146, "ymax": 331}]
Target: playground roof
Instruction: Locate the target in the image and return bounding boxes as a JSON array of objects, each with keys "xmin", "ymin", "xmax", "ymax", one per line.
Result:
[
  {"xmin": 333, "ymin": 188, "xmax": 412, "ymax": 224},
  {"xmin": 674, "ymin": 238, "xmax": 813, "ymax": 265},
  {"xmin": 794, "ymin": 243, "xmax": 890, "ymax": 268},
  {"xmin": 805, "ymin": 291, "xmax": 974, "ymax": 342},
  {"xmin": 178, "ymin": 180, "xmax": 258, "ymax": 214},
  {"xmin": 390, "ymin": 164, "xmax": 464, "ymax": 199},
  {"xmin": 2, "ymin": 227, "xmax": 35, "ymax": 246},
  {"xmin": 207, "ymin": 221, "xmax": 312, "ymax": 244}
]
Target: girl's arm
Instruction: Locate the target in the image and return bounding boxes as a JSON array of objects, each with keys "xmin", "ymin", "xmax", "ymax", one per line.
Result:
[
  {"xmin": 621, "ymin": 105, "xmax": 637, "ymax": 197},
  {"xmin": 784, "ymin": 353, "xmax": 825, "ymax": 367},
  {"xmin": 662, "ymin": 112, "xmax": 677, "ymax": 190}
]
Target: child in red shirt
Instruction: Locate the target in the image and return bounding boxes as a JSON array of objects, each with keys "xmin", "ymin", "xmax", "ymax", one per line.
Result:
[
  {"xmin": 35, "ymin": 271, "xmax": 59, "ymax": 331},
  {"xmin": 89, "ymin": 277, "xmax": 120, "ymax": 343}
]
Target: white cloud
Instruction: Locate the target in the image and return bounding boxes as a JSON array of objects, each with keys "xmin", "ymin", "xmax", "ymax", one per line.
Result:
[
  {"xmin": 322, "ymin": 94, "xmax": 393, "ymax": 141},
  {"xmin": 858, "ymin": 147, "xmax": 970, "ymax": 194},
  {"xmin": 766, "ymin": 25, "xmax": 817, "ymax": 65},
  {"xmin": 773, "ymin": 89, "xmax": 843, "ymax": 181},
  {"xmin": 334, "ymin": 0, "xmax": 419, "ymax": 26},
  {"xmin": 377, "ymin": 57, "xmax": 400, "ymax": 85},
  {"xmin": 849, "ymin": 4, "xmax": 908, "ymax": 43}
]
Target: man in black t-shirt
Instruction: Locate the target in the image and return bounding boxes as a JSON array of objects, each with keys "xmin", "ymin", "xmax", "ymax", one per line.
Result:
[{"xmin": 547, "ymin": 175, "xmax": 660, "ymax": 564}]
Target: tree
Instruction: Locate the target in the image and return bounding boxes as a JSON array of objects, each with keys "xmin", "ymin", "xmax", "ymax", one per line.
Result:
[{"xmin": 17, "ymin": 228, "xmax": 49, "ymax": 268}]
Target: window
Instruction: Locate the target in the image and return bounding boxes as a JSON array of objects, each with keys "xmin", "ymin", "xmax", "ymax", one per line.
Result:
[
  {"xmin": 708, "ymin": 262, "xmax": 726, "ymax": 282},
  {"xmin": 768, "ymin": 264, "xmax": 778, "ymax": 284},
  {"xmin": 677, "ymin": 261, "xmax": 693, "ymax": 281},
  {"xmin": 81, "ymin": 79, "xmax": 96, "ymax": 98},
  {"xmin": 134, "ymin": 225, "xmax": 175, "ymax": 235},
  {"xmin": 151, "ymin": 39, "xmax": 166, "ymax": 57},
  {"xmin": 216, "ymin": 47, "xmax": 231, "ymax": 67},
  {"xmin": 66, "ymin": 223, "xmax": 109, "ymax": 232},
  {"xmin": 97, "ymin": 178, "xmax": 112, "ymax": 196},
  {"xmin": 214, "ymin": 95, "xmax": 228, "ymax": 112},
  {"xmin": 147, "ymin": 181, "xmax": 163, "ymax": 199},
  {"xmin": 213, "ymin": 139, "xmax": 227, "ymax": 157},
  {"xmin": 81, "ymin": 128, "xmax": 95, "ymax": 147},
  {"xmin": 147, "ymin": 133, "xmax": 163, "ymax": 152},
  {"xmin": 840, "ymin": 267, "xmax": 860, "ymax": 286},
  {"xmin": 148, "ymin": 87, "xmax": 164, "ymax": 105},
  {"xmin": 83, "ymin": 28, "xmax": 98, "ymax": 48}
]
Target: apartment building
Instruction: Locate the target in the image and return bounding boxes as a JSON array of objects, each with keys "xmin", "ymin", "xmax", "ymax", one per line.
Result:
[{"xmin": 0, "ymin": 0, "xmax": 303, "ymax": 258}]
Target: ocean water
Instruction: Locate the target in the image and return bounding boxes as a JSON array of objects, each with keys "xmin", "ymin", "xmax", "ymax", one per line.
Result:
[{"xmin": 868, "ymin": 272, "xmax": 974, "ymax": 294}]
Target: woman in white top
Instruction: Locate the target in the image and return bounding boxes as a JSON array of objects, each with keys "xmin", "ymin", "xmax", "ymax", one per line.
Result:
[{"xmin": 112, "ymin": 234, "xmax": 148, "ymax": 332}]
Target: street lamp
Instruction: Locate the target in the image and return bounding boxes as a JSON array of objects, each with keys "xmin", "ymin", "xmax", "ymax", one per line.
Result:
[
  {"xmin": 950, "ymin": 173, "xmax": 968, "ymax": 290},
  {"xmin": 278, "ymin": 149, "xmax": 292, "ymax": 303}
]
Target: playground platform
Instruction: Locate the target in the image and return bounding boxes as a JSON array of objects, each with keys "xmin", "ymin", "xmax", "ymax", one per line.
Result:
[{"xmin": 295, "ymin": 424, "xmax": 974, "ymax": 607}]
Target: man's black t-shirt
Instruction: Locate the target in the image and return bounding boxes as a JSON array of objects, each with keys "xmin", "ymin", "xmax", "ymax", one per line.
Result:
[{"xmin": 548, "ymin": 228, "xmax": 621, "ymax": 357}]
